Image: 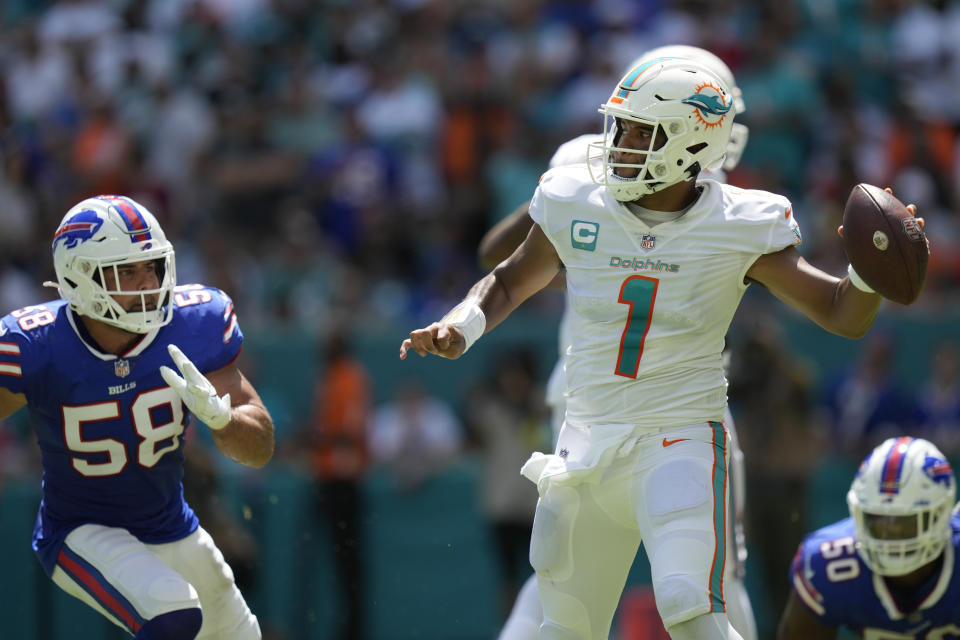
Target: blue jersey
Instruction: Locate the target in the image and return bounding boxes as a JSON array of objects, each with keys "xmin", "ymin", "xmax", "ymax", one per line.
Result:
[
  {"xmin": 789, "ymin": 515, "xmax": 960, "ymax": 638},
  {"xmin": 0, "ymin": 285, "xmax": 242, "ymax": 575}
]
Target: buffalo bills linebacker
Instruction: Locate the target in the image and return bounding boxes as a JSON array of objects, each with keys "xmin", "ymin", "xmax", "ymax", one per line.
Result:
[
  {"xmin": 779, "ymin": 437, "xmax": 960, "ymax": 639},
  {"xmin": 402, "ymin": 56, "xmax": 922, "ymax": 640},
  {"xmin": 0, "ymin": 195, "xmax": 273, "ymax": 639},
  {"xmin": 479, "ymin": 45, "xmax": 757, "ymax": 640}
]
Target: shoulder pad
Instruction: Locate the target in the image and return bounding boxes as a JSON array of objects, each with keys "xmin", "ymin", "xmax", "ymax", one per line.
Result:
[
  {"xmin": 538, "ymin": 165, "xmax": 599, "ymax": 202},
  {"xmin": 549, "ymin": 134, "xmax": 600, "ymax": 168}
]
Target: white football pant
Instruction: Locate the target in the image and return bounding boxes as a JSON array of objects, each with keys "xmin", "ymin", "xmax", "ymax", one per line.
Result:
[
  {"xmin": 500, "ymin": 410, "xmax": 756, "ymax": 640},
  {"xmin": 51, "ymin": 524, "xmax": 260, "ymax": 639},
  {"xmin": 523, "ymin": 421, "xmax": 743, "ymax": 640}
]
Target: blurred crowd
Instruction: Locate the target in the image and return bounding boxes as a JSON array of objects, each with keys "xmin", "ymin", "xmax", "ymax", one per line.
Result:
[
  {"xmin": 1, "ymin": 0, "xmax": 959, "ymax": 324},
  {"xmin": 1, "ymin": 0, "xmax": 960, "ymax": 637}
]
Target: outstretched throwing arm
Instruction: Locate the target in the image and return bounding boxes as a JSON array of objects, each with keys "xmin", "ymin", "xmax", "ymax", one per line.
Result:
[{"xmin": 401, "ymin": 222, "xmax": 562, "ymax": 360}]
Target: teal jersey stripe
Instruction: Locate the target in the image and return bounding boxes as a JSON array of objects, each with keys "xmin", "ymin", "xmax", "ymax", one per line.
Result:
[{"xmin": 708, "ymin": 420, "xmax": 728, "ymax": 613}]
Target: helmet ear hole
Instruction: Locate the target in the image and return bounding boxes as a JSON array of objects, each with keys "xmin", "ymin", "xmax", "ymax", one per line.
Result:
[{"xmin": 686, "ymin": 142, "xmax": 708, "ymax": 155}]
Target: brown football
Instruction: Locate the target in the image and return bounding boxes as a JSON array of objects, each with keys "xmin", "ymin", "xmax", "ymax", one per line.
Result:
[{"xmin": 842, "ymin": 183, "xmax": 928, "ymax": 305}]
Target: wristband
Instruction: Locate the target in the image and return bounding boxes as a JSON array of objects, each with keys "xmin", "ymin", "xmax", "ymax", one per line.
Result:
[
  {"xmin": 441, "ymin": 301, "xmax": 486, "ymax": 353},
  {"xmin": 847, "ymin": 264, "xmax": 875, "ymax": 293}
]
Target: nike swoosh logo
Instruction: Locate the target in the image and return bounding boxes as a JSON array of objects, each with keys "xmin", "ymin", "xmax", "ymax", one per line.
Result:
[
  {"xmin": 662, "ymin": 437, "xmax": 690, "ymax": 447},
  {"xmin": 0, "ymin": 324, "xmax": 7, "ymax": 337}
]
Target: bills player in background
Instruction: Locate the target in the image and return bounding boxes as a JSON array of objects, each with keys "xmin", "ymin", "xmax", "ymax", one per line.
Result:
[
  {"xmin": 478, "ymin": 45, "xmax": 756, "ymax": 640},
  {"xmin": 779, "ymin": 437, "xmax": 960, "ymax": 639},
  {"xmin": 0, "ymin": 195, "xmax": 273, "ymax": 639},
  {"xmin": 401, "ymin": 54, "xmax": 920, "ymax": 640}
]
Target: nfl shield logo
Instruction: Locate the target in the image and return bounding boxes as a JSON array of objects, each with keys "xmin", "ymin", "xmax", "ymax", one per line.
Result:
[
  {"xmin": 902, "ymin": 218, "xmax": 924, "ymax": 242},
  {"xmin": 114, "ymin": 359, "xmax": 130, "ymax": 378},
  {"xmin": 641, "ymin": 234, "xmax": 656, "ymax": 250}
]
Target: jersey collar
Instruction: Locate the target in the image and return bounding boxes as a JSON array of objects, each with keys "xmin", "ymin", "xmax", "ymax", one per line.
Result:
[
  {"xmin": 67, "ymin": 308, "xmax": 160, "ymax": 360},
  {"xmin": 872, "ymin": 543, "xmax": 954, "ymax": 620},
  {"xmin": 604, "ymin": 180, "xmax": 717, "ymax": 252}
]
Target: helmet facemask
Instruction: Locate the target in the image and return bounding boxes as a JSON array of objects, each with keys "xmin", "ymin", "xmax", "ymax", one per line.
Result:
[
  {"xmin": 62, "ymin": 252, "xmax": 176, "ymax": 334},
  {"xmin": 588, "ymin": 110, "xmax": 704, "ymax": 200},
  {"xmin": 850, "ymin": 498, "xmax": 951, "ymax": 576}
]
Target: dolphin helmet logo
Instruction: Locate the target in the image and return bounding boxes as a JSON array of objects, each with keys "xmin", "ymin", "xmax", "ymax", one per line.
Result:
[
  {"xmin": 682, "ymin": 82, "xmax": 731, "ymax": 129},
  {"xmin": 52, "ymin": 209, "xmax": 104, "ymax": 250}
]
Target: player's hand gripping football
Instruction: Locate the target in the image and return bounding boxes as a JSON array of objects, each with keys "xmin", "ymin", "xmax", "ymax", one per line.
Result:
[
  {"xmin": 399, "ymin": 322, "xmax": 467, "ymax": 360},
  {"xmin": 159, "ymin": 344, "xmax": 232, "ymax": 430}
]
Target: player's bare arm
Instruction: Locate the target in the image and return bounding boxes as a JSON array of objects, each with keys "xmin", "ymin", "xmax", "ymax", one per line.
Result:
[
  {"xmin": 401, "ymin": 223, "xmax": 562, "ymax": 360},
  {"xmin": 748, "ymin": 196, "xmax": 923, "ymax": 339},
  {"xmin": 0, "ymin": 386, "xmax": 26, "ymax": 421},
  {"xmin": 746, "ymin": 246, "xmax": 881, "ymax": 339},
  {"xmin": 776, "ymin": 591, "xmax": 837, "ymax": 640},
  {"xmin": 206, "ymin": 362, "xmax": 275, "ymax": 468}
]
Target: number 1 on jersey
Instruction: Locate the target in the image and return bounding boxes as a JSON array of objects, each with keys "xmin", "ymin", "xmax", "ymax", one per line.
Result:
[{"xmin": 615, "ymin": 275, "xmax": 659, "ymax": 378}]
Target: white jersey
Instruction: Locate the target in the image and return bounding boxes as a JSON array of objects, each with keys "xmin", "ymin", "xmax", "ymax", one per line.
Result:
[
  {"xmin": 543, "ymin": 134, "xmax": 726, "ymax": 415},
  {"xmin": 529, "ymin": 167, "xmax": 800, "ymax": 429}
]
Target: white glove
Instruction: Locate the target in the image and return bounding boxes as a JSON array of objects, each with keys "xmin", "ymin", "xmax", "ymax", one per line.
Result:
[{"xmin": 159, "ymin": 344, "xmax": 232, "ymax": 430}]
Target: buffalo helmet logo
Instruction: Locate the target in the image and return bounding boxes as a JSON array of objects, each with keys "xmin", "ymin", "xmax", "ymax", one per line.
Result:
[
  {"xmin": 922, "ymin": 455, "xmax": 953, "ymax": 487},
  {"xmin": 53, "ymin": 209, "xmax": 104, "ymax": 250}
]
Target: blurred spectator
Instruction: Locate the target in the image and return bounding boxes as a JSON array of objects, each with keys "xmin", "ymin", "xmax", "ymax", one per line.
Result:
[
  {"xmin": 146, "ymin": 81, "xmax": 218, "ymax": 195},
  {"xmin": 824, "ymin": 331, "xmax": 915, "ymax": 455},
  {"xmin": 305, "ymin": 111, "xmax": 399, "ymax": 261},
  {"xmin": 304, "ymin": 332, "xmax": 372, "ymax": 640},
  {"xmin": 37, "ymin": 0, "xmax": 119, "ymax": 48},
  {"xmin": 0, "ymin": 0, "xmax": 957, "ymax": 331},
  {"xmin": 727, "ymin": 318, "xmax": 820, "ymax": 624},
  {"xmin": 915, "ymin": 340, "xmax": 960, "ymax": 455},
  {"xmin": 5, "ymin": 24, "xmax": 73, "ymax": 123},
  {"xmin": 370, "ymin": 380, "xmax": 464, "ymax": 492},
  {"xmin": 0, "ymin": 147, "xmax": 39, "ymax": 257},
  {"xmin": 70, "ymin": 98, "xmax": 132, "ymax": 195},
  {"xmin": 465, "ymin": 348, "xmax": 550, "ymax": 620}
]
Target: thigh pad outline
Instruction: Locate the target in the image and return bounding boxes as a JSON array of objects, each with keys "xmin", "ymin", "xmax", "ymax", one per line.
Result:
[
  {"xmin": 644, "ymin": 458, "xmax": 711, "ymax": 521},
  {"xmin": 529, "ymin": 484, "xmax": 579, "ymax": 582}
]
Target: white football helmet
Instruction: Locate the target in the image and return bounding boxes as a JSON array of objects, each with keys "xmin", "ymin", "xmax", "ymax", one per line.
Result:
[
  {"xmin": 633, "ymin": 45, "xmax": 748, "ymax": 171},
  {"xmin": 847, "ymin": 437, "xmax": 956, "ymax": 576},
  {"xmin": 588, "ymin": 57, "xmax": 735, "ymax": 201},
  {"xmin": 51, "ymin": 195, "xmax": 176, "ymax": 334}
]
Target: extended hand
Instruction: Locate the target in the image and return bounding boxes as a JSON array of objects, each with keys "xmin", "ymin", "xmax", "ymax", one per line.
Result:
[
  {"xmin": 159, "ymin": 344, "xmax": 231, "ymax": 430},
  {"xmin": 399, "ymin": 323, "xmax": 466, "ymax": 360}
]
